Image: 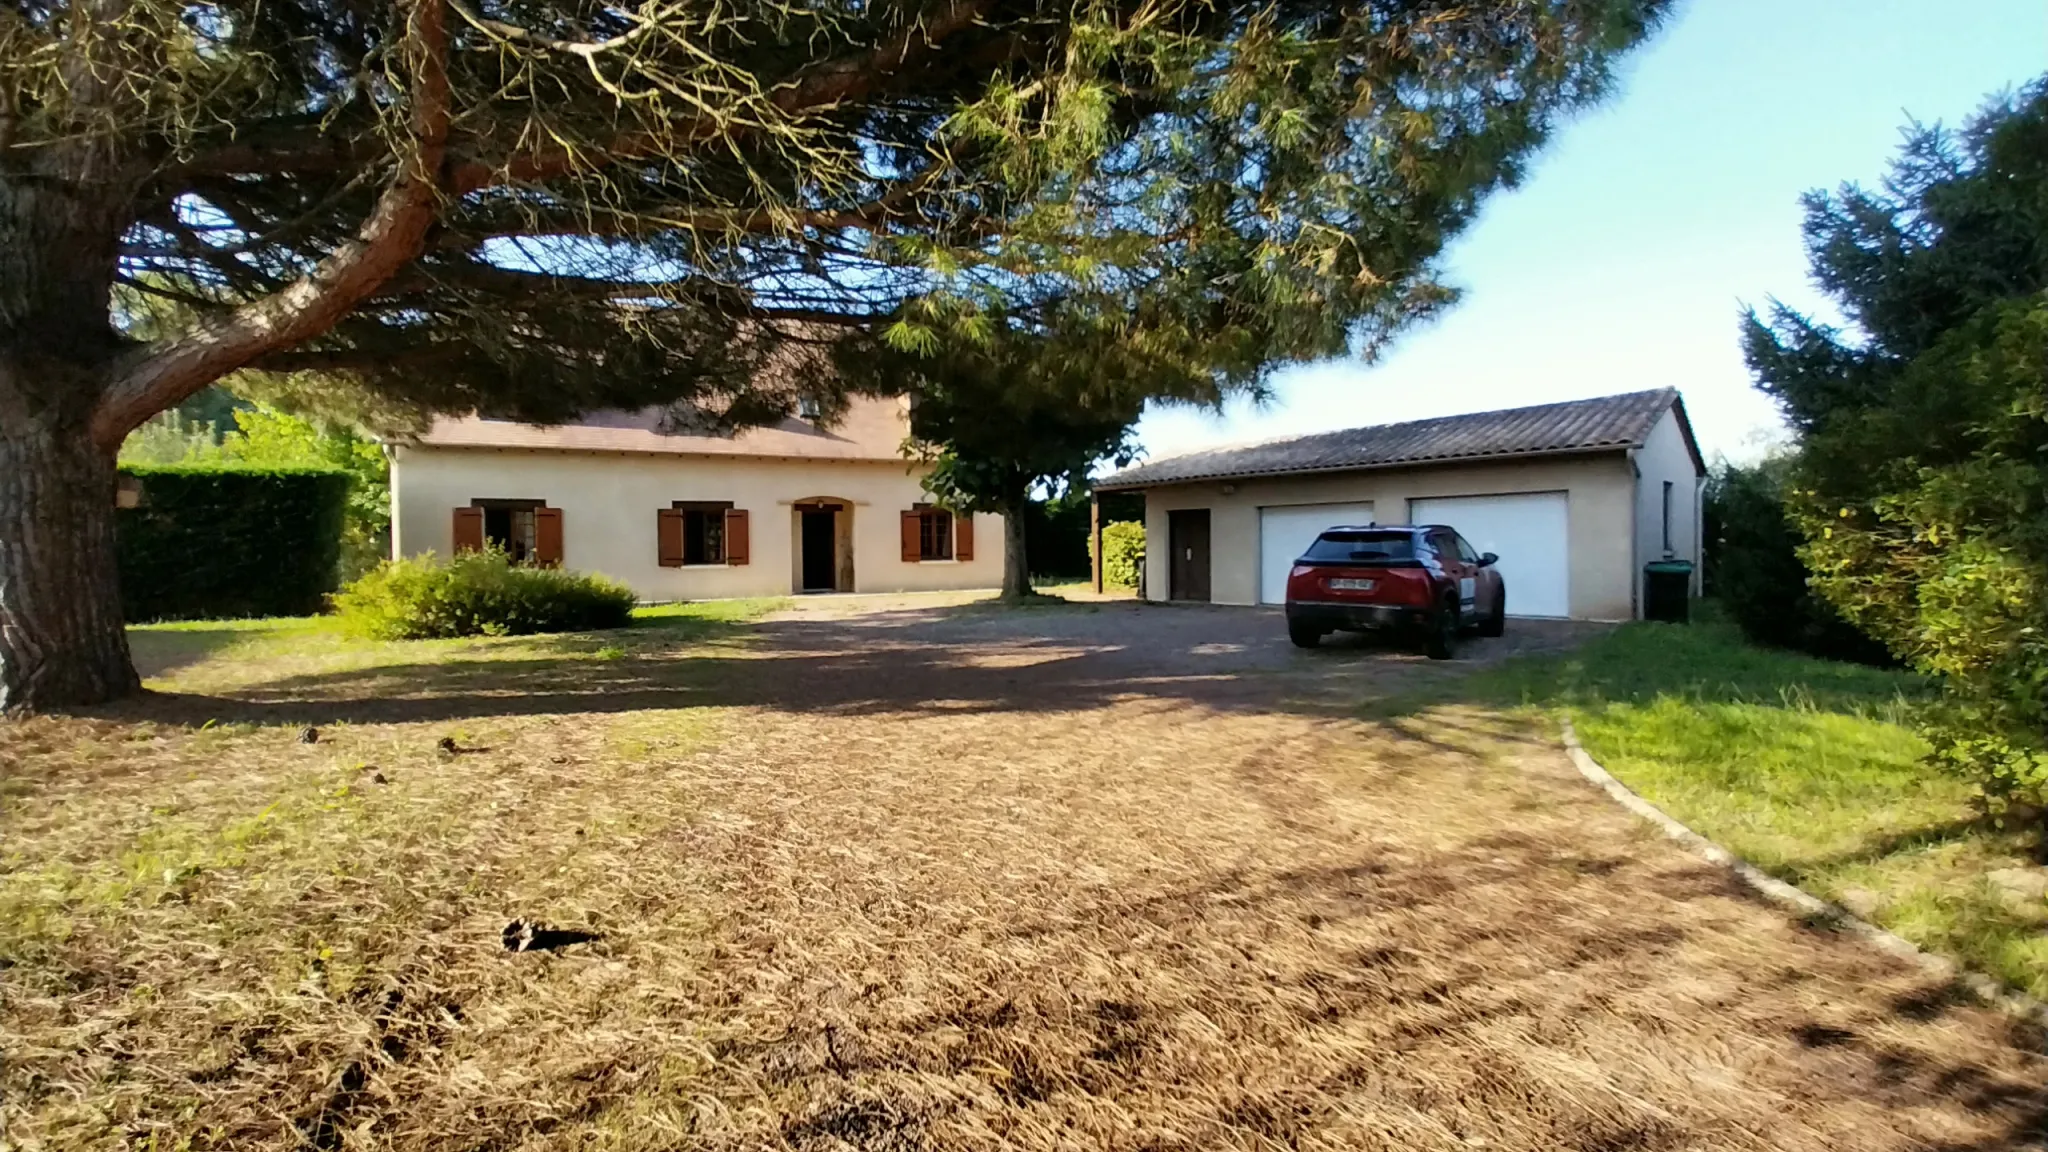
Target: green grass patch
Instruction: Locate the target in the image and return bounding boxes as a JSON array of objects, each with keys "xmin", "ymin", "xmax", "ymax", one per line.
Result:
[
  {"xmin": 131, "ymin": 615, "xmax": 330, "ymax": 634},
  {"xmin": 1420, "ymin": 608, "xmax": 2048, "ymax": 1000},
  {"xmin": 632, "ymin": 597, "xmax": 788, "ymax": 626},
  {"xmin": 129, "ymin": 598, "xmax": 787, "ymax": 694}
]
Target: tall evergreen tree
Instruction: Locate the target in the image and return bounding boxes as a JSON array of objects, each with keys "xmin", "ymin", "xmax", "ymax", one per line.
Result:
[
  {"xmin": 1745, "ymin": 80, "xmax": 2048, "ymax": 826},
  {"xmin": 1, "ymin": 0, "xmax": 1669, "ymax": 712}
]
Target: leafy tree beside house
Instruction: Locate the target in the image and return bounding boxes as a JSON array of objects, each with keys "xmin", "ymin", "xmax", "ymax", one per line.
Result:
[
  {"xmin": 861, "ymin": 314, "xmax": 1148, "ymax": 600},
  {"xmin": 1744, "ymin": 79, "xmax": 2048, "ymax": 827},
  {"xmin": 0, "ymin": 0, "xmax": 1671, "ymax": 712}
]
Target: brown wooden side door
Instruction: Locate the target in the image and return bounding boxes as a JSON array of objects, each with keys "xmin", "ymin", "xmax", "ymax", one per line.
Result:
[{"xmin": 1169, "ymin": 509, "xmax": 1212, "ymax": 602}]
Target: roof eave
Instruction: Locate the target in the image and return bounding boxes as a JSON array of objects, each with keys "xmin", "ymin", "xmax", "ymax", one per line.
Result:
[
  {"xmin": 1666, "ymin": 394, "xmax": 1709, "ymax": 477},
  {"xmin": 1094, "ymin": 443, "xmax": 1636, "ymax": 492},
  {"xmin": 401, "ymin": 440, "xmax": 908, "ymax": 464}
]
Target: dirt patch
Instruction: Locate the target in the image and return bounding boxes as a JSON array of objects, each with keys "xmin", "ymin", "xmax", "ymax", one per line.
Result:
[{"xmin": 4, "ymin": 600, "xmax": 2045, "ymax": 1149}]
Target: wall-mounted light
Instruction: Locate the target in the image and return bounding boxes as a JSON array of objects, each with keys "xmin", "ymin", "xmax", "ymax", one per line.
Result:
[{"xmin": 1220, "ymin": 483, "xmax": 1238, "ymax": 495}]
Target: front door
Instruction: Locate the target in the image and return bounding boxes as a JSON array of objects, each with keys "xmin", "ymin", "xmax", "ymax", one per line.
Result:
[
  {"xmin": 1169, "ymin": 509, "xmax": 1211, "ymax": 602},
  {"xmin": 800, "ymin": 509, "xmax": 837, "ymax": 592}
]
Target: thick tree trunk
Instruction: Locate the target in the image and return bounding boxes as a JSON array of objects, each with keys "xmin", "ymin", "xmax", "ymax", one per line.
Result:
[
  {"xmin": 0, "ymin": 416, "xmax": 138, "ymax": 714},
  {"xmin": 1, "ymin": 130, "xmax": 146, "ymax": 715},
  {"xmin": 1001, "ymin": 504, "xmax": 1032, "ymax": 601}
]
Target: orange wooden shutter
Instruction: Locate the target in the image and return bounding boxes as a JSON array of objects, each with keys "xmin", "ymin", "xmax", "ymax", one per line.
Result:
[
  {"xmin": 452, "ymin": 506, "xmax": 484, "ymax": 554},
  {"xmin": 725, "ymin": 508, "xmax": 750, "ymax": 565},
  {"xmin": 901, "ymin": 510, "xmax": 922, "ymax": 562},
  {"xmin": 657, "ymin": 508, "xmax": 684, "ymax": 567},
  {"xmin": 535, "ymin": 507, "xmax": 564, "ymax": 567},
  {"xmin": 955, "ymin": 514, "xmax": 974, "ymax": 562}
]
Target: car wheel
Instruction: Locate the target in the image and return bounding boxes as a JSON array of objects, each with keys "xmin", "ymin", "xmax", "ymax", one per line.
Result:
[
  {"xmin": 1478, "ymin": 590, "xmax": 1506, "ymax": 638},
  {"xmin": 1424, "ymin": 600, "xmax": 1458, "ymax": 660},
  {"xmin": 1288, "ymin": 620, "xmax": 1323, "ymax": 649}
]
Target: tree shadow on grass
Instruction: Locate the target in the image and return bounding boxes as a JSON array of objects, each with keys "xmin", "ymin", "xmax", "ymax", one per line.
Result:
[
  {"xmin": 129, "ymin": 627, "xmax": 267, "ymax": 679},
  {"xmin": 1360, "ymin": 617, "xmax": 1927, "ymax": 726},
  {"xmin": 1770, "ymin": 817, "xmax": 1997, "ymax": 887},
  {"xmin": 97, "ymin": 605, "xmax": 1603, "ymax": 729}
]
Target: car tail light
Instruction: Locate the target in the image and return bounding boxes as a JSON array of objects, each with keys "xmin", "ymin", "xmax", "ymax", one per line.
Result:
[{"xmin": 1368, "ymin": 569, "xmax": 1433, "ymax": 606}]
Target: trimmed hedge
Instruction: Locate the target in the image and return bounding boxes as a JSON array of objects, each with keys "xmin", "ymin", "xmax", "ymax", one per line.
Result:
[
  {"xmin": 333, "ymin": 549, "xmax": 636, "ymax": 639},
  {"xmin": 118, "ymin": 465, "xmax": 350, "ymax": 621}
]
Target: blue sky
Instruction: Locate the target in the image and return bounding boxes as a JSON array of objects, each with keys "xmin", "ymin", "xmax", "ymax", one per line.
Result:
[{"xmin": 1132, "ymin": 0, "xmax": 2047, "ymax": 467}]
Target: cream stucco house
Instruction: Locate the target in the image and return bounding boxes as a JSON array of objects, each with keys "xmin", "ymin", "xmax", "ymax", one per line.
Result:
[
  {"xmin": 1093, "ymin": 389, "xmax": 1704, "ymax": 621},
  {"xmin": 389, "ymin": 395, "xmax": 1003, "ymax": 599}
]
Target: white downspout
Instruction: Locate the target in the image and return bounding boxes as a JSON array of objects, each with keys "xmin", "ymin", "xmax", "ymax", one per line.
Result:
[{"xmin": 1695, "ymin": 472, "xmax": 1707, "ymax": 597}]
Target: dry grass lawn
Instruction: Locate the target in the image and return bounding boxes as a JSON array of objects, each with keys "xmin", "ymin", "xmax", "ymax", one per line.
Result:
[{"xmin": 4, "ymin": 596, "xmax": 2046, "ymax": 1150}]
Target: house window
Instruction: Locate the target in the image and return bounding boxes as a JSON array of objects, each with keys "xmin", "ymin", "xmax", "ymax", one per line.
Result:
[
  {"xmin": 480, "ymin": 502, "xmax": 541, "ymax": 563},
  {"xmin": 917, "ymin": 507, "xmax": 953, "ymax": 561},
  {"xmin": 457, "ymin": 500, "xmax": 561, "ymax": 567},
  {"xmin": 1661, "ymin": 480, "xmax": 1674, "ymax": 555},
  {"xmin": 676, "ymin": 501, "xmax": 732, "ymax": 565}
]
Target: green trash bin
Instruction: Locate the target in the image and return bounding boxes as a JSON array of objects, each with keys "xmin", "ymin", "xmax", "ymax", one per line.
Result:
[{"xmin": 1644, "ymin": 559, "xmax": 1694, "ymax": 623}]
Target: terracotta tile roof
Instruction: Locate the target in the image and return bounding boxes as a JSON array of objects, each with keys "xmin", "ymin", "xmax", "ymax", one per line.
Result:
[
  {"xmin": 1097, "ymin": 389, "xmax": 1691, "ymax": 490},
  {"xmin": 413, "ymin": 395, "xmax": 912, "ymax": 461}
]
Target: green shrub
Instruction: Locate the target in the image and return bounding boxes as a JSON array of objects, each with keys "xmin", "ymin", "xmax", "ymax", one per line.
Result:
[
  {"xmin": 1093, "ymin": 520, "xmax": 1145, "ymax": 589},
  {"xmin": 1704, "ymin": 458, "xmax": 1888, "ymax": 665},
  {"xmin": 117, "ymin": 465, "xmax": 350, "ymax": 621},
  {"xmin": 334, "ymin": 548, "xmax": 636, "ymax": 639}
]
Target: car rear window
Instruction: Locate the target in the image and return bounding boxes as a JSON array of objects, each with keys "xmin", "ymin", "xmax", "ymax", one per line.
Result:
[{"xmin": 1302, "ymin": 531, "xmax": 1416, "ymax": 563}]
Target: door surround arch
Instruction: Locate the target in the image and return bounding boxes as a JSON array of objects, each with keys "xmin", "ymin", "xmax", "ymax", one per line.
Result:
[{"xmin": 790, "ymin": 497, "xmax": 855, "ymax": 592}]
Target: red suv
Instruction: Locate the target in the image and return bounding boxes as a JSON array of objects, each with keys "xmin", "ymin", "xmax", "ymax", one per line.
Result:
[{"xmin": 1283, "ymin": 525, "xmax": 1506, "ymax": 659}]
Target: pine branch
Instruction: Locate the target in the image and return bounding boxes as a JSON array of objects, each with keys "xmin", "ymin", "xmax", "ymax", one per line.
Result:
[
  {"xmin": 249, "ymin": 344, "xmax": 467, "ymax": 374},
  {"xmin": 437, "ymin": 165, "xmax": 962, "ymax": 247},
  {"xmin": 90, "ymin": 0, "xmax": 453, "ymax": 450}
]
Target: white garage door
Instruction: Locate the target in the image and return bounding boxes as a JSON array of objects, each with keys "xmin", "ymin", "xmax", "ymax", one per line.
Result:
[
  {"xmin": 1411, "ymin": 492, "xmax": 1570, "ymax": 618},
  {"xmin": 1258, "ymin": 502, "xmax": 1376, "ymax": 604}
]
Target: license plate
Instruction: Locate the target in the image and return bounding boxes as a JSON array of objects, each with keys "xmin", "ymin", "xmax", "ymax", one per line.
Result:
[{"xmin": 1327, "ymin": 577, "xmax": 1376, "ymax": 591}]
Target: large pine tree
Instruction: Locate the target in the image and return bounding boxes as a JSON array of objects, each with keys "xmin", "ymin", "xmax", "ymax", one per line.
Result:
[{"xmin": 0, "ymin": 0, "xmax": 1668, "ymax": 712}]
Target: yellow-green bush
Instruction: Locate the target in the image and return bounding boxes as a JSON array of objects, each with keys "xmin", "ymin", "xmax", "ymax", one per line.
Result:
[
  {"xmin": 334, "ymin": 548, "xmax": 635, "ymax": 639},
  {"xmin": 1093, "ymin": 520, "xmax": 1145, "ymax": 588}
]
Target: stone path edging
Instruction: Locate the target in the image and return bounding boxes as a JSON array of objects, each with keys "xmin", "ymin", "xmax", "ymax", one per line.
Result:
[{"xmin": 1558, "ymin": 716, "xmax": 2048, "ymax": 1028}]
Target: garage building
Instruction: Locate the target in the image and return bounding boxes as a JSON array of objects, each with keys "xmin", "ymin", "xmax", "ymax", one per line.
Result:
[{"xmin": 1093, "ymin": 389, "xmax": 1704, "ymax": 621}]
